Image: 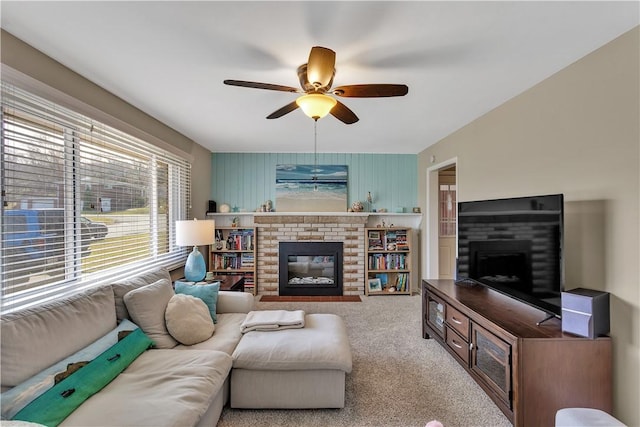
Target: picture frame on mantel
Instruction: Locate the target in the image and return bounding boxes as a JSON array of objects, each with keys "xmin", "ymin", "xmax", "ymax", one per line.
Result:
[{"xmin": 275, "ymin": 164, "xmax": 347, "ymax": 212}]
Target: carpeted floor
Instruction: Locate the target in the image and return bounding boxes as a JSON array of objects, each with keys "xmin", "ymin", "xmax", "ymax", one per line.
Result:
[{"xmin": 218, "ymin": 294, "xmax": 512, "ymax": 427}]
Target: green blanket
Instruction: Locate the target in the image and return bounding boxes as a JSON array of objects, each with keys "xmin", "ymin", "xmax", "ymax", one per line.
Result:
[{"xmin": 13, "ymin": 328, "xmax": 153, "ymax": 427}]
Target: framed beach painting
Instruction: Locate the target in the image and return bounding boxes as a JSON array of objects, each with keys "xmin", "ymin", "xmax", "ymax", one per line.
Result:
[
  {"xmin": 276, "ymin": 164, "xmax": 347, "ymax": 212},
  {"xmin": 367, "ymin": 278, "xmax": 382, "ymax": 292}
]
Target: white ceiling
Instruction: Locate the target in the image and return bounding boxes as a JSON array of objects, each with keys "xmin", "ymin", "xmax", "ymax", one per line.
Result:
[{"xmin": 1, "ymin": 1, "xmax": 638, "ymax": 154}]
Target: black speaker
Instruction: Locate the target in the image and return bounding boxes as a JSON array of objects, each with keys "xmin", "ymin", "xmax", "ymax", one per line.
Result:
[
  {"xmin": 561, "ymin": 288, "xmax": 610, "ymax": 339},
  {"xmin": 207, "ymin": 200, "xmax": 216, "ymax": 214}
]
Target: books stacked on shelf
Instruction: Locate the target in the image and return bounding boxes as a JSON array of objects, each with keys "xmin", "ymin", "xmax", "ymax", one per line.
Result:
[
  {"xmin": 243, "ymin": 272, "xmax": 255, "ymax": 292},
  {"xmin": 213, "ymin": 253, "xmax": 254, "ymax": 270},
  {"xmin": 395, "ymin": 273, "xmax": 409, "ymax": 292},
  {"xmin": 210, "ymin": 226, "xmax": 256, "ymax": 296},
  {"xmin": 368, "ymin": 253, "xmax": 407, "ymax": 270},
  {"xmin": 241, "ymin": 253, "xmax": 254, "ymax": 269},
  {"xmin": 365, "ymin": 227, "xmax": 412, "ymax": 296},
  {"xmin": 395, "ymin": 229, "xmax": 409, "ymax": 251},
  {"xmin": 212, "ymin": 253, "xmax": 222, "ymax": 270},
  {"xmin": 383, "ymin": 231, "xmax": 397, "ymax": 251},
  {"xmin": 226, "ymin": 229, "xmax": 254, "ymax": 251},
  {"xmin": 213, "ymin": 253, "xmax": 239, "ymax": 270}
]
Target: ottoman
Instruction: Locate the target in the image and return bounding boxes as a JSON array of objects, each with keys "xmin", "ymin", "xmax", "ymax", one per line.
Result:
[{"xmin": 230, "ymin": 313, "xmax": 353, "ymax": 409}]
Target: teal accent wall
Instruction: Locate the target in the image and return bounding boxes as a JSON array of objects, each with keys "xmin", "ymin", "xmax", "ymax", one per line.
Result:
[{"xmin": 211, "ymin": 153, "xmax": 417, "ymax": 213}]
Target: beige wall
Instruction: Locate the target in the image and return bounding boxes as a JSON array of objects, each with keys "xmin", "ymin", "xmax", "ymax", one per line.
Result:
[
  {"xmin": 418, "ymin": 27, "xmax": 639, "ymax": 424},
  {"xmin": 0, "ymin": 30, "xmax": 212, "ymax": 219}
]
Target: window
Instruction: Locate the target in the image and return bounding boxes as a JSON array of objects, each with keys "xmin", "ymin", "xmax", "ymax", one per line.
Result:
[
  {"xmin": 439, "ymin": 184, "xmax": 457, "ymax": 237},
  {"xmin": 1, "ymin": 83, "xmax": 191, "ymax": 312}
]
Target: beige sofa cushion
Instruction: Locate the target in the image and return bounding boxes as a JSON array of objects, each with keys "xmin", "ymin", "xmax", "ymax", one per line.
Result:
[
  {"xmin": 124, "ymin": 278, "xmax": 177, "ymax": 349},
  {"xmin": 216, "ymin": 291, "xmax": 255, "ymax": 314},
  {"xmin": 232, "ymin": 313, "xmax": 352, "ymax": 372},
  {"xmin": 165, "ymin": 294, "xmax": 215, "ymax": 345},
  {"xmin": 174, "ymin": 312, "xmax": 246, "ymax": 355},
  {"xmin": 59, "ymin": 350, "xmax": 232, "ymax": 427},
  {"xmin": 1, "ymin": 286, "xmax": 117, "ymax": 388}
]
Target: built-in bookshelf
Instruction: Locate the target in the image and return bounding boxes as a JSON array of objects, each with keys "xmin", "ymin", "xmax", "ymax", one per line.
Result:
[
  {"xmin": 208, "ymin": 227, "xmax": 256, "ymax": 294},
  {"xmin": 365, "ymin": 227, "xmax": 412, "ymax": 295}
]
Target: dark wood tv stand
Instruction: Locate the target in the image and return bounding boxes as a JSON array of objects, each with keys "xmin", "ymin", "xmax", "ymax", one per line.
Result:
[{"xmin": 422, "ymin": 279, "xmax": 612, "ymax": 427}]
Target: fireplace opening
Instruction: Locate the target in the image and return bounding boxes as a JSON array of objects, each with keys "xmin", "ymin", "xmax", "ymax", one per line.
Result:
[{"xmin": 279, "ymin": 242, "xmax": 343, "ymax": 296}]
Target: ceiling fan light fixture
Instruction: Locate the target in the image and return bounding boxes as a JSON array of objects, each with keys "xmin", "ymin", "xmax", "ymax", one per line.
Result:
[
  {"xmin": 225, "ymin": 46, "xmax": 406, "ymax": 124},
  {"xmin": 296, "ymin": 94, "xmax": 337, "ymax": 120},
  {"xmin": 307, "ymin": 46, "xmax": 336, "ymax": 88}
]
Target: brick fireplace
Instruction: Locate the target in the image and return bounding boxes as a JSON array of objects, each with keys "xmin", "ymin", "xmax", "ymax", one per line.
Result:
[{"xmin": 255, "ymin": 215, "xmax": 367, "ymax": 296}]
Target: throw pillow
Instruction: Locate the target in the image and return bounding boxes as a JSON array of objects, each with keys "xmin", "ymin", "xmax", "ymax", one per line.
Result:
[
  {"xmin": 2, "ymin": 421, "xmax": 47, "ymax": 427},
  {"xmin": 13, "ymin": 328, "xmax": 153, "ymax": 427},
  {"xmin": 111, "ymin": 268, "xmax": 172, "ymax": 322},
  {"xmin": 165, "ymin": 294, "xmax": 215, "ymax": 345},
  {"xmin": 0, "ymin": 319, "xmax": 139, "ymax": 421},
  {"xmin": 174, "ymin": 281, "xmax": 220, "ymax": 323},
  {"xmin": 123, "ymin": 278, "xmax": 177, "ymax": 349}
]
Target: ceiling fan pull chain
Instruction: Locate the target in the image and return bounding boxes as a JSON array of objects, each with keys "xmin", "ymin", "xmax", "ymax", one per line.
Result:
[{"xmin": 313, "ymin": 120, "xmax": 318, "ymax": 192}]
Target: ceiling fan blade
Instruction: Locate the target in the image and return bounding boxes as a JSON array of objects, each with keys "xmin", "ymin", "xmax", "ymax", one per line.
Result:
[
  {"xmin": 224, "ymin": 80, "xmax": 300, "ymax": 93},
  {"xmin": 266, "ymin": 101, "xmax": 300, "ymax": 119},
  {"xmin": 307, "ymin": 46, "xmax": 336, "ymax": 88},
  {"xmin": 332, "ymin": 84, "xmax": 409, "ymax": 98},
  {"xmin": 331, "ymin": 100, "xmax": 359, "ymax": 124}
]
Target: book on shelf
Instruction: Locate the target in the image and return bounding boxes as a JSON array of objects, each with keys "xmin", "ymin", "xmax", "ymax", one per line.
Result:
[
  {"xmin": 394, "ymin": 273, "xmax": 409, "ymax": 292},
  {"xmin": 383, "ymin": 231, "xmax": 397, "ymax": 250},
  {"xmin": 368, "ymin": 253, "xmax": 407, "ymax": 270},
  {"xmin": 375, "ymin": 273, "xmax": 389, "ymax": 287},
  {"xmin": 220, "ymin": 228, "xmax": 254, "ymax": 251},
  {"xmin": 240, "ymin": 253, "xmax": 254, "ymax": 268},
  {"xmin": 395, "ymin": 229, "xmax": 409, "ymax": 251},
  {"xmin": 213, "ymin": 253, "xmax": 241, "ymax": 270}
]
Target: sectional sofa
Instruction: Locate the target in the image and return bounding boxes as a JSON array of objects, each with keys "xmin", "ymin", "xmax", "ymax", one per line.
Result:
[{"xmin": 1, "ymin": 267, "xmax": 353, "ymax": 426}]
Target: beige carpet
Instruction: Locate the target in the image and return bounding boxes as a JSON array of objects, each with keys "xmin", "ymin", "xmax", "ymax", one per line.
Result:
[{"xmin": 218, "ymin": 294, "xmax": 512, "ymax": 427}]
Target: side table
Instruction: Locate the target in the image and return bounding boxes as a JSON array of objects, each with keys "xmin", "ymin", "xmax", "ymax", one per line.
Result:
[{"xmin": 175, "ymin": 275, "xmax": 245, "ymax": 292}]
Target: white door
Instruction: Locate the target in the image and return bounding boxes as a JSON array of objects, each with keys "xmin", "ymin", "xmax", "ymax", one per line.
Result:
[{"xmin": 438, "ymin": 168, "xmax": 456, "ymax": 279}]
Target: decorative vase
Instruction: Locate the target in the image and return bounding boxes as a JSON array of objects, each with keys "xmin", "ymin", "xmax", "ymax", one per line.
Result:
[
  {"xmin": 351, "ymin": 201, "xmax": 364, "ymax": 212},
  {"xmin": 184, "ymin": 246, "xmax": 206, "ymax": 282}
]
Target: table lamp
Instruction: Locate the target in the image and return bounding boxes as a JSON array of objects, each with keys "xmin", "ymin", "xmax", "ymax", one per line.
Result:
[{"xmin": 176, "ymin": 219, "xmax": 215, "ymax": 282}]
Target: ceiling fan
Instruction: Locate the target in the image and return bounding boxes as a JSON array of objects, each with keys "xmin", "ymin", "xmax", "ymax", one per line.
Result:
[{"xmin": 224, "ymin": 46, "xmax": 409, "ymax": 124}]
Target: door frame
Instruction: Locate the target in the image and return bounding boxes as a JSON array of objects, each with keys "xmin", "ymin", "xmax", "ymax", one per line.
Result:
[{"xmin": 425, "ymin": 157, "xmax": 457, "ymax": 279}]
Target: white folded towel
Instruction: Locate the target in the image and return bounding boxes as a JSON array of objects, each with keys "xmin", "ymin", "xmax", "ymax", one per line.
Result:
[{"xmin": 240, "ymin": 310, "xmax": 305, "ymax": 333}]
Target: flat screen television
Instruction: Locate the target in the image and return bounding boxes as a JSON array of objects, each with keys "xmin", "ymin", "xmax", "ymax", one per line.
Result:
[{"xmin": 456, "ymin": 193, "xmax": 564, "ymax": 320}]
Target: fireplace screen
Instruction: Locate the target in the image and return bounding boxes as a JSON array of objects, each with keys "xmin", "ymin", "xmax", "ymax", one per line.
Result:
[
  {"xmin": 279, "ymin": 242, "xmax": 343, "ymax": 296},
  {"xmin": 287, "ymin": 255, "xmax": 335, "ymax": 285}
]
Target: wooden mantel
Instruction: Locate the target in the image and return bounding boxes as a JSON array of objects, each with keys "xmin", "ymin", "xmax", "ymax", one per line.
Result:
[{"xmin": 206, "ymin": 212, "xmax": 423, "ymax": 229}]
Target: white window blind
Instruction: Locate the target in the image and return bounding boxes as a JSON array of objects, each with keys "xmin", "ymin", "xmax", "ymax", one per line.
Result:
[{"xmin": 1, "ymin": 82, "xmax": 191, "ymax": 312}]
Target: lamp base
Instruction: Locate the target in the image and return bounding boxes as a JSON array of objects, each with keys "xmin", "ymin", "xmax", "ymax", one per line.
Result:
[{"xmin": 184, "ymin": 246, "xmax": 206, "ymax": 282}]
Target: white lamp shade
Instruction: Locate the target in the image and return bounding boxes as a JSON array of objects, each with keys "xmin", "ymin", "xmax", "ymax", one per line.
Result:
[{"xmin": 176, "ymin": 219, "xmax": 215, "ymax": 246}]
